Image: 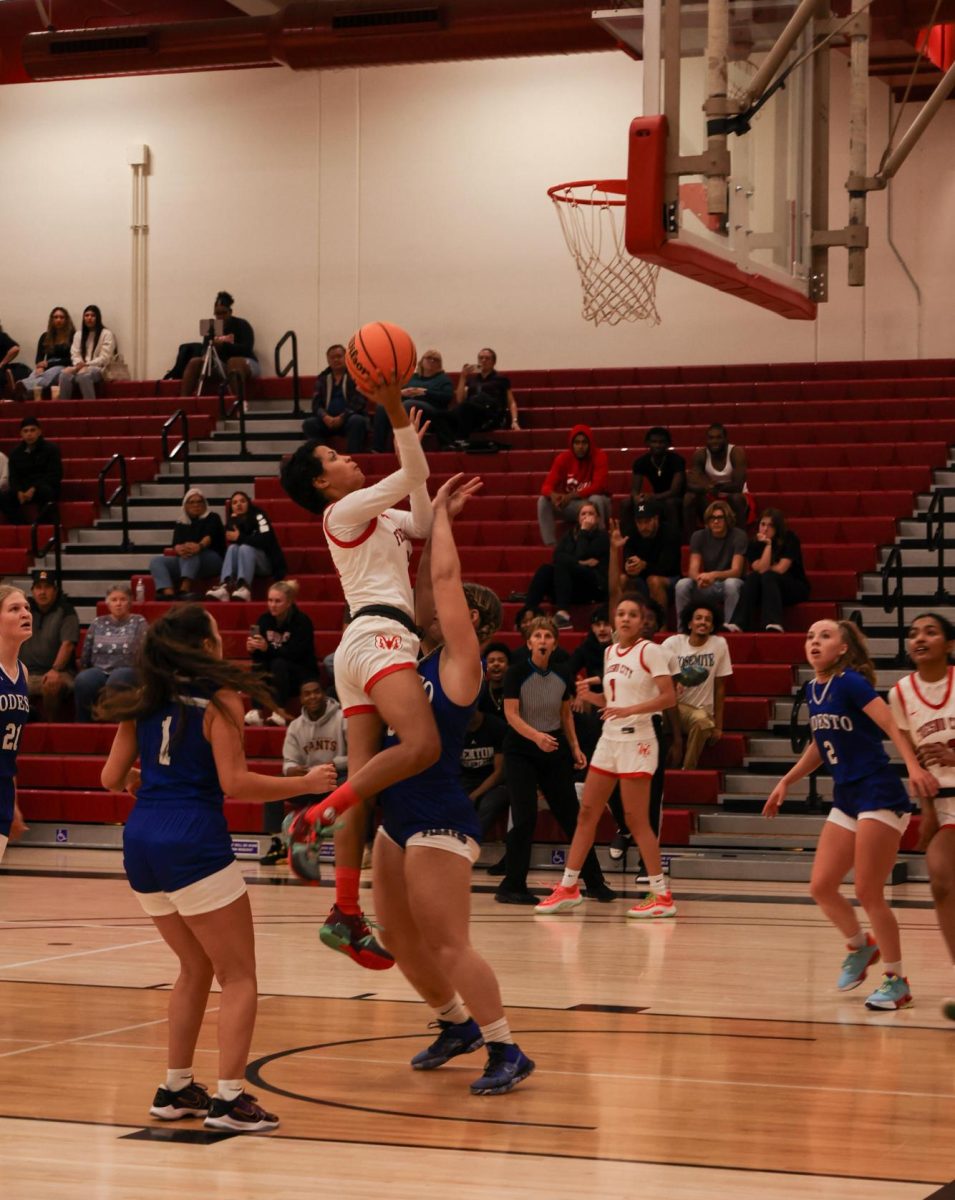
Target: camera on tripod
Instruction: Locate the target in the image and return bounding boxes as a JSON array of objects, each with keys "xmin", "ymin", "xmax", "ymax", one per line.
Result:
[
  {"xmin": 193, "ymin": 318, "xmax": 228, "ymax": 396},
  {"xmin": 199, "ymin": 318, "xmax": 225, "ymax": 343}
]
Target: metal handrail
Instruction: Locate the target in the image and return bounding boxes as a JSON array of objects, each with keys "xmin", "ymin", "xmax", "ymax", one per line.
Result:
[
  {"xmin": 30, "ymin": 501, "xmax": 62, "ymax": 581},
  {"xmin": 880, "ymin": 545, "xmax": 907, "ymax": 664},
  {"xmin": 925, "ymin": 487, "xmax": 955, "ymax": 602},
  {"xmin": 274, "ymin": 329, "xmax": 301, "ymax": 417},
  {"xmin": 98, "ymin": 453, "xmax": 132, "ymax": 551},
  {"xmin": 218, "ymin": 370, "xmax": 250, "ymax": 458},
  {"xmin": 788, "ymin": 681, "xmax": 823, "ymax": 811},
  {"xmin": 161, "ymin": 408, "xmax": 191, "ymax": 492}
]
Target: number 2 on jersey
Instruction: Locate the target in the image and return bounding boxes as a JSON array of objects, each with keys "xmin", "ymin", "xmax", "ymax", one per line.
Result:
[{"xmin": 822, "ymin": 739, "xmax": 839, "ymax": 766}]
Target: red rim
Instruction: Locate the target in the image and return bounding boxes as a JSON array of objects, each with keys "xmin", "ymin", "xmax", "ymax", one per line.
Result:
[{"xmin": 547, "ymin": 179, "xmax": 627, "ymax": 205}]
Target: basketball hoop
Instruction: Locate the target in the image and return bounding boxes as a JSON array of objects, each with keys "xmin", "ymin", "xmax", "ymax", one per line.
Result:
[{"xmin": 548, "ymin": 179, "xmax": 660, "ymax": 327}]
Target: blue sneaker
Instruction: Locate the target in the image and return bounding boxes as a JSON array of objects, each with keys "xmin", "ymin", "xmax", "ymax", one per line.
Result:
[
  {"xmin": 469, "ymin": 1043, "xmax": 536, "ymax": 1096},
  {"xmin": 836, "ymin": 934, "xmax": 880, "ymax": 991},
  {"xmin": 865, "ymin": 973, "xmax": 913, "ymax": 1011},
  {"xmin": 411, "ymin": 1019, "xmax": 483, "ymax": 1070}
]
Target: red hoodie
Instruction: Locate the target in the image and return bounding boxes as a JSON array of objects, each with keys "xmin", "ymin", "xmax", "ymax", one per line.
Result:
[{"xmin": 539, "ymin": 423, "xmax": 609, "ymax": 498}]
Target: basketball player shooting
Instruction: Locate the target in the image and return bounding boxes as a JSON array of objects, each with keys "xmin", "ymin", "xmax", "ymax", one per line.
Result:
[{"xmin": 280, "ymin": 336, "xmax": 440, "ymax": 967}]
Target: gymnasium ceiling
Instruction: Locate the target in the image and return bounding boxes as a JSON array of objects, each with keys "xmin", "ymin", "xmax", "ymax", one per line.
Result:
[{"xmin": 0, "ymin": 0, "xmax": 952, "ymax": 100}]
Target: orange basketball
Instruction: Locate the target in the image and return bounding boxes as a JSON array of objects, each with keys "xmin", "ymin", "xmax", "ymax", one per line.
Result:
[{"xmin": 345, "ymin": 321, "xmax": 417, "ymax": 390}]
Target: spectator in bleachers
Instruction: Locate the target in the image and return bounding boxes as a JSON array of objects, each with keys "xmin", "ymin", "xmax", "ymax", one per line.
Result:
[
  {"xmin": 180, "ymin": 291, "xmax": 258, "ymax": 398},
  {"xmin": 663, "ymin": 601, "xmax": 733, "ymax": 769},
  {"xmin": 149, "ymin": 487, "xmax": 226, "ymax": 600},
  {"xmin": 620, "ymin": 427, "xmax": 686, "ymax": 537},
  {"xmin": 75, "ymin": 583, "xmax": 145, "ymax": 722},
  {"xmin": 0, "ymin": 322, "xmax": 29, "ymax": 399},
  {"xmin": 245, "ymin": 580, "xmax": 318, "ymax": 725},
  {"xmin": 525, "ymin": 501, "xmax": 609, "ymax": 630},
  {"xmin": 0, "ymin": 416, "xmax": 62, "ymax": 524},
  {"xmin": 496, "ymin": 615, "xmax": 613, "ymax": 905},
  {"xmin": 568, "ymin": 604, "xmax": 613, "ymax": 760},
  {"xmin": 371, "ymin": 347, "xmax": 454, "ymax": 452},
  {"xmin": 674, "ymin": 499, "xmax": 747, "ymax": 626},
  {"xmin": 58, "ymin": 305, "xmax": 117, "ymax": 400},
  {"xmin": 618, "ymin": 498, "xmax": 681, "ymax": 622},
  {"xmin": 461, "ymin": 706, "xmax": 508, "ymax": 837},
  {"xmin": 683, "ymin": 422, "xmax": 750, "ymax": 538},
  {"xmin": 537, "ymin": 424, "xmax": 611, "ymax": 546},
  {"xmin": 726, "ymin": 506, "xmax": 810, "ymax": 633},
  {"xmin": 22, "ymin": 569, "xmax": 78, "ymax": 721},
  {"xmin": 452, "ymin": 347, "xmax": 519, "ymax": 443},
  {"xmin": 478, "ymin": 640, "xmax": 511, "ymax": 718},
  {"xmin": 303, "ymin": 343, "xmax": 369, "ymax": 454},
  {"xmin": 15, "ymin": 307, "xmax": 75, "ymax": 400},
  {"xmin": 205, "ymin": 490, "xmax": 286, "ymax": 603}
]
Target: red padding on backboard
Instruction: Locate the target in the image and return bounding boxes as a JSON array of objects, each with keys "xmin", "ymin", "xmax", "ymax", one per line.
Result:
[{"xmin": 626, "ymin": 114, "xmax": 817, "ymax": 321}]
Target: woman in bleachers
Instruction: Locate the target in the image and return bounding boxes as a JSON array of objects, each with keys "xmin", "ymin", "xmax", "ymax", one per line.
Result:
[
  {"xmin": 244, "ymin": 580, "xmax": 318, "ymax": 726},
  {"xmin": 205, "ymin": 491, "xmax": 286, "ymax": 603},
  {"xmin": 523, "ymin": 501, "xmax": 609, "ymax": 630},
  {"xmin": 59, "ymin": 305, "xmax": 116, "ymax": 399},
  {"xmin": 725, "ymin": 507, "xmax": 810, "ymax": 633},
  {"xmin": 15, "ymin": 307, "xmax": 75, "ymax": 399},
  {"xmin": 74, "ymin": 584, "xmax": 146, "ymax": 722},
  {"xmin": 150, "ymin": 488, "xmax": 226, "ymax": 600}
]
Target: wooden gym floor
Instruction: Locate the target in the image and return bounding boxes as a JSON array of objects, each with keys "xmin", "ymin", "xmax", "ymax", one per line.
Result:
[{"xmin": 1, "ymin": 848, "xmax": 953, "ymax": 1200}]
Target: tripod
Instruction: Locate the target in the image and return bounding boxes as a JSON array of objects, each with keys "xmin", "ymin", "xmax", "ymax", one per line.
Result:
[{"xmin": 195, "ymin": 334, "xmax": 228, "ymax": 397}]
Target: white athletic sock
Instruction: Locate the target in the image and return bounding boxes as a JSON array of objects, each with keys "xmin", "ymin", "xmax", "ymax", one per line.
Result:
[
  {"xmin": 846, "ymin": 929, "xmax": 867, "ymax": 950},
  {"xmin": 883, "ymin": 960, "xmax": 903, "ymax": 977},
  {"xmin": 649, "ymin": 873, "xmax": 667, "ymax": 895},
  {"xmin": 165, "ymin": 1067, "xmax": 194, "ymax": 1092},
  {"xmin": 561, "ymin": 868, "xmax": 580, "ymax": 889},
  {"xmin": 435, "ymin": 996, "xmax": 470, "ymax": 1026},
  {"xmin": 217, "ymin": 1079, "xmax": 245, "ymax": 1102},
  {"xmin": 479, "ymin": 1017, "xmax": 514, "ymax": 1046}
]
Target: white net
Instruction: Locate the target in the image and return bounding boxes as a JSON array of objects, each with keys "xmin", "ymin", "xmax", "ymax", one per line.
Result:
[{"xmin": 549, "ymin": 182, "xmax": 661, "ymax": 327}]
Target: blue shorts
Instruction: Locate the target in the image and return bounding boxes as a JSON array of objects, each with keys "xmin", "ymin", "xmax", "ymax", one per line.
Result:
[
  {"xmin": 0, "ymin": 776, "xmax": 13, "ymax": 838},
  {"xmin": 831, "ymin": 772, "xmax": 912, "ymax": 820},
  {"xmin": 379, "ymin": 784, "xmax": 481, "ymax": 851},
  {"xmin": 123, "ymin": 804, "xmax": 234, "ymax": 895}
]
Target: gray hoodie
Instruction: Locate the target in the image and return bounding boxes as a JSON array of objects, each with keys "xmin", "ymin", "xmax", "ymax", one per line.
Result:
[{"xmin": 282, "ymin": 700, "xmax": 347, "ymax": 778}]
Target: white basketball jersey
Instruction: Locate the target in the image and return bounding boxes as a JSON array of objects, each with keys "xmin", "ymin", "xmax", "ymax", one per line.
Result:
[
  {"xmin": 600, "ymin": 639, "xmax": 669, "ymax": 741},
  {"xmin": 889, "ymin": 668, "xmax": 955, "ymax": 789},
  {"xmin": 325, "ymin": 504, "xmax": 416, "ymax": 616}
]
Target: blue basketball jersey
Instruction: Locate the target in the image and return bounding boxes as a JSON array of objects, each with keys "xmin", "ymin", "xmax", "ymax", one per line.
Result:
[
  {"xmin": 379, "ymin": 648, "xmax": 482, "ymax": 846},
  {"xmin": 807, "ymin": 669, "xmax": 890, "ymax": 784},
  {"xmin": 0, "ymin": 660, "xmax": 30, "ymax": 781},
  {"xmin": 134, "ymin": 693, "xmax": 223, "ymax": 810}
]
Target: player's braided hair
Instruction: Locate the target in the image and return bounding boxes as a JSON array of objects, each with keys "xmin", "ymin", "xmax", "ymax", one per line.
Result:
[
  {"xmin": 95, "ymin": 603, "xmax": 275, "ymax": 726},
  {"xmin": 462, "ymin": 581, "xmax": 502, "ymax": 645}
]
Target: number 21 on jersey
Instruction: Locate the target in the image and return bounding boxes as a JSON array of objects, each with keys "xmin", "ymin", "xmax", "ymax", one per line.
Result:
[{"xmin": 1, "ymin": 722, "xmax": 22, "ymax": 753}]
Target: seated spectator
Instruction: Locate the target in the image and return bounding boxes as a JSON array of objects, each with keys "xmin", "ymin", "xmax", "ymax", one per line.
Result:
[
  {"xmin": 22, "ymin": 569, "xmax": 78, "ymax": 721},
  {"xmin": 620, "ymin": 427, "xmax": 686, "ymax": 537},
  {"xmin": 525, "ymin": 501, "xmax": 609, "ymax": 629},
  {"xmin": 0, "ymin": 416, "xmax": 62, "ymax": 525},
  {"xmin": 662, "ymin": 601, "xmax": 733, "ymax": 769},
  {"xmin": 372, "ymin": 347, "xmax": 453, "ymax": 451},
  {"xmin": 683, "ymin": 422, "xmax": 750, "ymax": 538},
  {"xmin": 75, "ymin": 584, "xmax": 145, "ymax": 722},
  {"xmin": 205, "ymin": 490, "xmax": 286, "ymax": 602},
  {"xmin": 478, "ymin": 640, "xmax": 511, "ymax": 718},
  {"xmin": 245, "ymin": 580, "xmax": 319, "ymax": 724},
  {"xmin": 452, "ymin": 347, "xmax": 519, "ymax": 442},
  {"xmin": 260, "ymin": 677, "xmax": 347, "ymax": 864},
  {"xmin": 180, "ymin": 291, "xmax": 258, "ymax": 398},
  {"xmin": 303, "ymin": 343, "xmax": 369, "ymax": 454},
  {"xmin": 726, "ymin": 506, "xmax": 810, "ymax": 633},
  {"xmin": 15, "ymin": 307, "xmax": 75, "ymax": 400},
  {"xmin": 461, "ymin": 706, "xmax": 508, "ymax": 837},
  {"xmin": 59, "ymin": 305, "xmax": 116, "ymax": 400},
  {"xmin": 618, "ymin": 498, "xmax": 681, "ymax": 622},
  {"xmin": 537, "ymin": 424, "xmax": 611, "ymax": 546},
  {"xmin": 149, "ymin": 487, "xmax": 226, "ymax": 600},
  {"xmin": 0, "ymin": 321, "xmax": 29, "ymax": 398},
  {"xmin": 674, "ymin": 499, "xmax": 747, "ymax": 626}
]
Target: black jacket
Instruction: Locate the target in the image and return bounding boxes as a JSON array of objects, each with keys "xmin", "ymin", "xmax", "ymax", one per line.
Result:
[
  {"xmin": 171, "ymin": 510, "xmax": 226, "ymax": 557},
  {"xmin": 226, "ymin": 504, "xmax": 287, "ymax": 579},
  {"xmin": 251, "ymin": 606, "xmax": 317, "ymax": 671},
  {"xmin": 9, "ymin": 436, "xmax": 62, "ymax": 496},
  {"xmin": 554, "ymin": 525, "xmax": 610, "ymax": 573}
]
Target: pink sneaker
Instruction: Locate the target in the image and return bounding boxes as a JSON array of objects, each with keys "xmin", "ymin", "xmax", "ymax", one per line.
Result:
[
  {"xmin": 626, "ymin": 890, "xmax": 677, "ymax": 919},
  {"xmin": 535, "ymin": 884, "xmax": 583, "ymax": 914}
]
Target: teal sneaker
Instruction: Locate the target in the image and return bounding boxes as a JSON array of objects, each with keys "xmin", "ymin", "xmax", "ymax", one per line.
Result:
[
  {"xmin": 864, "ymin": 972, "xmax": 913, "ymax": 1011},
  {"xmin": 836, "ymin": 935, "xmax": 880, "ymax": 991}
]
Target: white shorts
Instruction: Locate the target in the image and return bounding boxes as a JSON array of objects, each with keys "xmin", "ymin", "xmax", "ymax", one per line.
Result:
[
  {"xmin": 377, "ymin": 825, "xmax": 480, "ymax": 863},
  {"xmin": 826, "ymin": 808, "xmax": 912, "ymax": 836},
  {"xmin": 334, "ymin": 615, "xmax": 420, "ymax": 718},
  {"xmin": 135, "ymin": 860, "xmax": 247, "ymax": 918},
  {"xmin": 935, "ymin": 793, "xmax": 955, "ymax": 828},
  {"xmin": 590, "ymin": 736, "xmax": 658, "ymax": 779}
]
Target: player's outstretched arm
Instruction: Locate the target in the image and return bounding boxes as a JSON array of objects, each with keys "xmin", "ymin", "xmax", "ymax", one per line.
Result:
[{"xmin": 431, "ymin": 474, "xmax": 484, "ymax": 706}]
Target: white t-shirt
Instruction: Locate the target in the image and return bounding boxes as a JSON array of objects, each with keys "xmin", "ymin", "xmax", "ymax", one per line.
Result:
[
  {"xmin": 661, "ymin": 632, "xmax": 733, "ymax": 715},
  {"xmin": 601, "ymin": 639, "xmax": 671, "ymax": 741},
  {"xmin": 890, "ymin": 667, "xmax": 955, "ymax": 790}
]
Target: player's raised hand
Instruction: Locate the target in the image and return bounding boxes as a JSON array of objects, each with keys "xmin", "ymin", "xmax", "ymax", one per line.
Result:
[
  {"xmin": 434, "ymin": 473, "xmax": 482, "ymax": 519},
  {"xmin": 407, "ymin": 405, "xmax": 431, "ymax": 444},
  {"xmin": 609, "ymin": 518, "xmax": 626, "ymax": 550}
]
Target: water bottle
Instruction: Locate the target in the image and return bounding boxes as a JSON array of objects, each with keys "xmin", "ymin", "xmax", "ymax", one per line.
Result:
[{"xmin": 134, "ymin": 578, "xmax": 145, "ymax": 604}]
